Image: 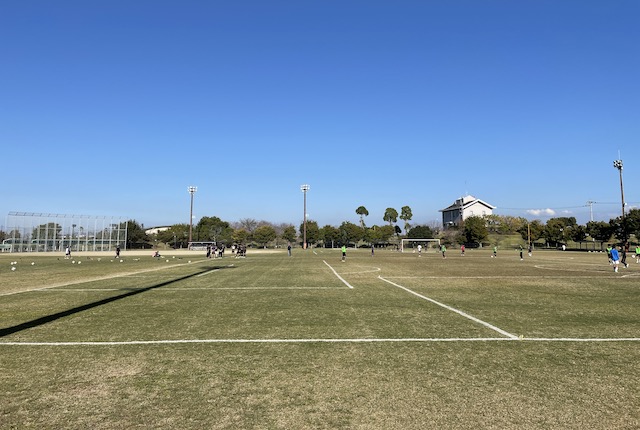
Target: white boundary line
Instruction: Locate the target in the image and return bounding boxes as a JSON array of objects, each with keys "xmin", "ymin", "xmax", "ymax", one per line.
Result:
[
  {"xmin": 43, "ymin": 287, "xmax": 338, "ymax": 292},
  {"xmin": 0, "ymin": 262, "xmax": 192, "ymax": 297},
  {"xmin": 1, "ymin": 337, "xmax": 639, "ymax": 346},
  {"xmin": 323, "ymin": 260, "xmax": 354, "ymax": 289},
  {"xmin": 378, "ymin": 276, "xmax": 518, "ymax": 339}
]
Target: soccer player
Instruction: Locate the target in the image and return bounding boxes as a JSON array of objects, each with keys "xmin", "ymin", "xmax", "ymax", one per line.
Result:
[
  {"xmin": 440, "ymin": 244, "xmax": 446, "ymax": 258},
  {"xmin": 341, "ymin": 245, "xmax": 347, "ymax": 262},
  {"xmin": 610, "ymin": 245, "xmax": 620, "ymax": 273}
]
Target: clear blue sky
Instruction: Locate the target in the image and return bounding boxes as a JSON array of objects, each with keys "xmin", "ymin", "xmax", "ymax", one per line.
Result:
[{"xmin": 2, "ymin": 1, "xmax": 638, "ymax": 230}]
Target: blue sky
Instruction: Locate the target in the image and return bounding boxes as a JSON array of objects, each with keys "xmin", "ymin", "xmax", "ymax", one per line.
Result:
[{"xmin": 1, "ymin": 1, "xmax": 638, "ymax": 230}]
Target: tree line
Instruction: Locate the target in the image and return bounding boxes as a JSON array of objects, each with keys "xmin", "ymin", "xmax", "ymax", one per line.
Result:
[{"xmin": 3, "ymin": 206, "xmax": 637, "ymax": 250}]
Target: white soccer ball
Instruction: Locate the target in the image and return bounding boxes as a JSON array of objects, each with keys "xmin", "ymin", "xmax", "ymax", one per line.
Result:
[
  {"xmin": 120, "ymin": 260, "xmax": 123, "ymax": 263},
  {"xmin": 78, "ymin": 261, "xmax": 82, "ymax": 265},
  {"xmin": 31, "ymin": 262, "xmax": 35, "ymax": 265},
  {"xmin": 11, "ymin": 267, "xmax": 16, "ymax": 271}
]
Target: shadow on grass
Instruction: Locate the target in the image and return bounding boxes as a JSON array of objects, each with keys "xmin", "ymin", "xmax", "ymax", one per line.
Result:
[{"xmin": 0, "ymin": 265, "xmax": 235, "ymax": 338}]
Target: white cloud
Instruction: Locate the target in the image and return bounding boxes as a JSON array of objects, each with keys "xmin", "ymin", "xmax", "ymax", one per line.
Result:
[{"xmin": 526, "ymin": 208, "xmax": 556, "ymax": 217}]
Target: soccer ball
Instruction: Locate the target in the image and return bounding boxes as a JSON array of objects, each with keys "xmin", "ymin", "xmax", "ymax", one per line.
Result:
[{"xmin": 11, "ymin": 267, "xmax": 16, "ymax": 271}]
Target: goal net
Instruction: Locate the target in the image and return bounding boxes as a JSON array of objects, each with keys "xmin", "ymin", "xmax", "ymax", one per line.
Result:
[{"xmin": 400, "ymin": 238, "xmax": 440, "ymax": 252}]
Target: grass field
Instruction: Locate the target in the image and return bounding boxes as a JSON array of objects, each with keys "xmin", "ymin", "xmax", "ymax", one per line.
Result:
[{"xmin": 1, "ymin": 247, "xmax": 639, "ymax": 429}]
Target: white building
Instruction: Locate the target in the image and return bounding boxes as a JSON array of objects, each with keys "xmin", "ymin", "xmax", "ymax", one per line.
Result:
[{"xmin": 439, "ymin": 195, "xmax": 496, "ymax": 228}]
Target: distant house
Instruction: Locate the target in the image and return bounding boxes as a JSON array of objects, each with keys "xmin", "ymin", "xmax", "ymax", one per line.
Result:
[
  {"xmin": 145, "ymin": 226, "xmax": 170, "ymax": 235},
  {"xmin": 439, "ymin": 195, "xmax": 496, "ymax": 228}
]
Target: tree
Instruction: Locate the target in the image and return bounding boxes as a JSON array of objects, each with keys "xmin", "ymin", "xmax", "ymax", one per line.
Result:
[
  {"xmin": 407, "ymin": 225, "xmax": 434, "ymax": 239},
  {"xmin": 355, "ymin": 206, "xmax": 369, "ymax": 229},
  {"xmin": 124, "ymin": 220, "xmax": 149, "ymax": 249},
  {"xmin": 320, "ymin": 225, "xmax": 340, "ymax": 248},
  {"xmin": 157, "ymin": 224, "xmax": 190, "ymax": 248},
  {"xmin": 232, "ymin": 228, "xmax": 249, "ymax": 245},
  {"xmin": 299, "ymin": 220, "xmax": 320, "ymax": 246},
  {"xmin": 518, "ymin": 220, "xmax": 545, "ymax": 243},
  {"xmin": 339, "ymin": 221, "xmax": 363, "ymax": 246},
  {"xmin": 383, "ymin": 208, "xmax": 398, "ymax": 227},
  {"xmin": 586, "ymin": 221, "xmax": 613, "ymax": 243},
  {"xmin": 196, "ymin": 216, "xmax": 233, "ymax": 243},
  {"xmin": 253, "ymin": 225, "xmax": 277, "ymax": 248},
  {"xmin": 281, "ymin": 225, "xmax": 297, "ymax": 244},
  {"xmin": 463, "ymin": 216, "xmax": 488, "ymax": 244},
  {"xmin": 567, "ymin": 224, "xmax": 587, "ymax": 242},
  {"xmin": 237, "ymin": 218, "xmax": 258, "ymax": 235},
  {"xmin": 399, "ymin": 206, "xmax": 413, "ymax": 235},
  {"xmin": 377, "ymin": 225, "xmax": 395, "ymax": 243},
  {"xmin": 543, "ymin": 217, "xmax": 577, "ymax": 246},
  {"xmin": 624, "ymin": 208, "xmax": 640, "ymax": 240}
]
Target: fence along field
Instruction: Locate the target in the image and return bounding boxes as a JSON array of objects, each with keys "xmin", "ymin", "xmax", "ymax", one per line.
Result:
[{"xmin": 1, "ymin": 248, "xmax": 639, "ymax": 428}]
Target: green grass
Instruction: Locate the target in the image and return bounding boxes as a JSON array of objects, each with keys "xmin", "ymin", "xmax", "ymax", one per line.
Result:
[{"xmin": 1, "ymin": 248, "xmax": 639, "ymax": 428}]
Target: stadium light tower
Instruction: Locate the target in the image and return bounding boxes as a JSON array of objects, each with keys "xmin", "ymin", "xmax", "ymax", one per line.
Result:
[
  {"xmin": 300, "ymin": 184, "xmax": 310, "ymax": 249},
  {"xmin": 613, "ymin": 159, "xmax": 626, "ymax": 240},
  {"xmin": 188, "ymin": 186, "xmax": 197, "ymax": 246}
]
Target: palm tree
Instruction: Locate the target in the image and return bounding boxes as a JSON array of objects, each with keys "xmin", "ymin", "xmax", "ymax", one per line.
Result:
[
  {"xmin": 400, "ymin": 206, "xmax": 413, "ymax": 235},
  {"xmin": 355, "ymin": 206, "xmax": 369, "ymax": 229}
]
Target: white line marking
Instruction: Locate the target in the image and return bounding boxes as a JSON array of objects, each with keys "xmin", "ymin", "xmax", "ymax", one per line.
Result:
[
  {"xmin": 378, "ymin": 276, "xmax": 518, "ymax": 339},
  {"xmin": 323, "ymin": 260, "xmax": 354, "ymax": 289},
  {"xmin": 0, "ymin": 262, "xmax": 192, "ymax": 297},
  {"xmin": 195, "ymin": 264, "xmax": 234, "ymax": 277},
  {"xmin": 340, "ymin": 267, "xmax": 381, "ymax": 275},
  {"xmin": 1, "ymin": 337, "xmax": 639, "ymax": 346}
]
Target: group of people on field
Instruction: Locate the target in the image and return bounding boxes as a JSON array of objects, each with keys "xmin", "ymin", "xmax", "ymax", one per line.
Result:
[
  {"xmin": 206, "ymin": 244, "xmax": 225, "ymax": 259},
  {"xmin": 607, "ymin": 242, "xmax": 640, "ymax": 273}
]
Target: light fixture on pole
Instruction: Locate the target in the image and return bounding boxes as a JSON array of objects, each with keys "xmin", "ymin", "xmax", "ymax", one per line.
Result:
[
  {"xmin": 188, "ymin": 186, "xmax": 197, "ymax": 246},
  {"xmin": 300, "ymin": 184, "xmax": 310, "ymax": 249},
  {"xmin": 613, "ymin": 159, "xmax": 626, "ymax": 241}
]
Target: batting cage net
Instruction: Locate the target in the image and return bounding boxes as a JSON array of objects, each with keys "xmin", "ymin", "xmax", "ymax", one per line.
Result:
[{"xmin": 2, "ymin": 212, "xmax": 128, "ymax": 253}]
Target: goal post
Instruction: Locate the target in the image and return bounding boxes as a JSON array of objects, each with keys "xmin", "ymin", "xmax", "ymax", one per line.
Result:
[{"xmin": 400, "ymin": 238, "xmax": 440, "ymax": 252}]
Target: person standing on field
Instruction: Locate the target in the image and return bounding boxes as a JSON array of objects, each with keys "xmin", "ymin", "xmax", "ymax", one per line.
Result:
[
  {"xmin": 610, "ymin": 245, "xmax": 620, "ymax": 273},
  {"xmin": 341, "ymin": 245, "xmax": 347, "ymax": 262},
  {"xmin": 460, "ymin": 244, "xmax": 465, "ymax": 256},
  {"xmin": 636, "ymin": 245, "xmax": 640, "ymax": 263},
  {"xmin": 621, "ymin": 242, "xmax": 629, "ymax": 268},
  {"xmin": 492, "ymin": 245, "xmax": 497, "ymax": 258},
  {"xmin": 417, "ymin": 244, "xmax": 422, "ymax": 256},
  {"xmin": 287, "ymin": 243, "xmax": 292, "ymax": 257},
  {"xmin": 440, "ymin": 244, "xmax": 446, "ymax": 258}
]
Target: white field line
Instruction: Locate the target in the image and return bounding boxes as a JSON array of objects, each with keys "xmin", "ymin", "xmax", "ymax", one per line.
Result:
[
  {"xmin": 0, "ymin": 263, "xmax": 195, "ymax": 297},
  {"xmin": 387, "ymin": 275, "xmax": 604, "ymax": 279},
  {"xmin": 44, "ymin": 287, "xmax": 338, "ymax": 292},
  {"xmin": 378, "ymin": 276, "xmax": 518, "ymax": 339},
  {"xmin": 340, "ymin": 267, "xmax": 381, "ymax": 275},
  {"xmin": 2, "ymin": 337, "xmax": 640, "ymax": 346},
  {"xmin": 323, "ymin": 260, "xmax": 354, "ymax": 289},
  {"xmin": 195, "ymin": 264, "xmax": 234, "ymax": 277}
]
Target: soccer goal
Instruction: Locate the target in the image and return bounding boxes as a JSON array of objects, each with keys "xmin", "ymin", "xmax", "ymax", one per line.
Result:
[{"xmin": 400, "ymin": 238, "xmax": 440, "ymax": 253}]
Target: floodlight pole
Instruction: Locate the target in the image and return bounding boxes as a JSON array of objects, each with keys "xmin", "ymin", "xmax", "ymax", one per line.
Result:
[
  {"xmin": 300, "ymin": 184, "xmax": 310, "ymax": 249},
  {"xmin": 188, "ymin": 186, "xmax": 197, "ymax": 246},
  {"xmin": 613, "ymin": 159, "xmax": 626, "ymax": 241}
]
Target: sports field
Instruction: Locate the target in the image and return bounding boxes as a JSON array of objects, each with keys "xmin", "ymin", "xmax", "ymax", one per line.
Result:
[{"xmin": 1, "ymin": 247, "xmax": 639, "ymax": 429}]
